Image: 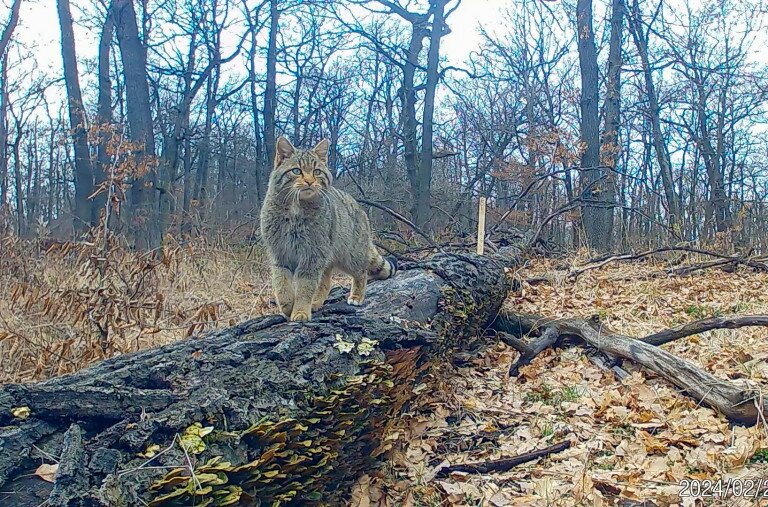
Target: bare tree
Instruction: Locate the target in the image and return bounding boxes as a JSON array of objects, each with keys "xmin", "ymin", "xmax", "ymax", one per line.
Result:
[
  {"xmin": 0, "ymin": 0, "xmax": 21, "ymax": 212},
  {"xmin": 57, "ymin": 0, "xmax": 93, "ymax": 233},
  {"xmin": 113, "ymin": 0, "xmax": 158, "ymax": 249},
  {"xmin": 576, "ymin": 0, "xmax": 612, "ymax": 251}
]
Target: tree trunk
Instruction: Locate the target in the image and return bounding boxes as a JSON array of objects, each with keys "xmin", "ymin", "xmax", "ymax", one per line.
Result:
[
  {"xmin": 263, "ymin": 0, "xmax": 279, "ymax": 171},
  {"xmin": 246, "ymin": 10, "xmax": 265, "ymax": 204},
  {"xmin": 576, "ymin": 0, "xmax": 611, "ymax": 252},
  {"xmin": 11, "ymin": 134, "xmax": 23, "ymax": 235},
  {"xmin": 0, "ymin": 251, "xmax": 516, "ymax": 506},
  {"xmin": 402, "ymin": 20, "xmax": 426, "ymax": 229},
  {"xmin": 0, "ymin": 57, "xmax": 8, "ymax": 211},
  {"xmin": 627, "ymin": 0, "xmax": 681, "ymax": 234},
  {"xmin": 697, "ymin": 82, "xmax": 731, "ymax": 235},
  {"xmin": 0, "ymin": 0, "xmax": 21, "ymax": 212},
  {"xmin": 113, "ymin": 0, "xmax": 159, "ymax": 249},
  {"xmin": 192, "ymin": 72, "xmax": 219, "ymax": 228},
  {"xmin": 416, "ymin": 0, "xmax": 447, "ymax": 231},
  {"xmin": 57, "ymin": 0, "xmax": 94, "ymax": 234},
  {"xmin": 94, "ymin": 6, "xmax": 114, "ymax": 227},
  {"xmin": 600, "ymin": 0, "xmax": 624, "ymax": 245}
]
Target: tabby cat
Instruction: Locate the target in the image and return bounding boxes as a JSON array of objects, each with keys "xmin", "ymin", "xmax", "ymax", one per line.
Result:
[{"xmin": 260, "ymin": 137, "xmax": 397, "ymax": 322}]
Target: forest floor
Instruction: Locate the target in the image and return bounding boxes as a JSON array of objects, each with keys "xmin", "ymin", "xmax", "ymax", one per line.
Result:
[
  {"xmin": 368, "ymin": 256, "xmax": 768, "ymax": 507},
  {"xmin": 1, "ymin": 242, "xmax": 767, "ymax": 506}
]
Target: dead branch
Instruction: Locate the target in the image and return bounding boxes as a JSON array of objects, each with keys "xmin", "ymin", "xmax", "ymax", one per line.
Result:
[
  {"xmin": 357, "ymin": 198, "xmax": 444, "ymax": 253},
  {"xmin": 569, "ymin": 246, "xmax": 768, "ymax": 280},
  {"xmin": 641, "ymin": 315, "xmax": 768, "ymax": 346},
  {"xmin": 498, "ymin": 327, "xmax": 561, "ymax": 376},
  {"xmin": 494, "ymin": 312, "xmax": 768, "ymax": 425},
  {"xmin": 435, "ymin": 440, "xmax": 571, "ymax": 477}
]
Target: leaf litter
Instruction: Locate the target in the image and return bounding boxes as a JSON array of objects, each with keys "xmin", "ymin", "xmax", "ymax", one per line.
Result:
[{"xmin": 361, "ymin": 256, "xmax": 768, "ymax": 506}]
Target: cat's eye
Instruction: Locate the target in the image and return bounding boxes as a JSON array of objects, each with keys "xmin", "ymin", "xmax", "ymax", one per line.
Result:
[
  {"xmin": 291, "ymin": 168, "xmax": 301, "ymax": 175},
  {"xmin": 313, "ymin": 169, "xmax": 322, "ymax": 176}
]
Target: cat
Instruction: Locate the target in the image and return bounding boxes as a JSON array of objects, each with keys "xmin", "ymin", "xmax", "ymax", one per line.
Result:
[{"xmin": 260, "ymin": 136, "xmax": 397, "ymax": 322}]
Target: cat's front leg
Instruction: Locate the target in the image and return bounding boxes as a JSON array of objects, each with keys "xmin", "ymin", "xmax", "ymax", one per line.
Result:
[
  {"xmin": 291, "ymin": 267, "xmax": 321, "ymax": 322},
  {"xmin": 271, "ymin": 265, "xmax": 295, "ymax": 318}
]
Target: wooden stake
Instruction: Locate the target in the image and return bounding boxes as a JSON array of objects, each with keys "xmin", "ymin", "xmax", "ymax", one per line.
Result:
[{"xmin": 476, "ymin": 197, "xmax": 487, "ymax": 255}]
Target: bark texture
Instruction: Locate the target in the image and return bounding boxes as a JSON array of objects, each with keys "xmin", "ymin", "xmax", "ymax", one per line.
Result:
[
  {"xmin": 577, "ymin": 0, "xmax": 611, "ymax": 252},
  {"xmin": 57, "ymin": 0, "xmax": 94, "ymax": 233},
  {"xmin": 113, "ymin": 0, "xmax": 159, "ymax": 249},
  {"xmin": 0, "ymin": 252, "xmax": 513, "ymax": 506}
]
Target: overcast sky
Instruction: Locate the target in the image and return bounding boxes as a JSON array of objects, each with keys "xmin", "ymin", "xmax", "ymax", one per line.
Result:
[
  {"xmin": 5, "ymin": 0, "xmax": 766, "ymax": 113},
  {"xmin": 11, "ymin": 0, "xmax": 498, "ymax": 78}
]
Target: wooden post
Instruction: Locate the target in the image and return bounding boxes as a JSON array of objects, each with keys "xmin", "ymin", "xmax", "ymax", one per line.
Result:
[{"xmin": 477, "ymin": 197, "xmax": 487, "ymax": 255}]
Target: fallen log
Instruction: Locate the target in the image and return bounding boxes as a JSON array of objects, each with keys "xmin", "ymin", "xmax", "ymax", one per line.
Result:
[
  {"xmin": 0, "ymin": 252, "xmax": 514, "ymax": 506},
  {"xmin": 494, "ymin": 312, "xmax": 768, "ymax": 426}
]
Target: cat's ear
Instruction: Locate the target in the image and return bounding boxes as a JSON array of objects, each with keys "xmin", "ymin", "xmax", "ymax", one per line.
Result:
[
  {"xmin": 312, "ymin": 139, "xmax": 330, "ymax": 164},
  {"xmin": 275, "ymin": 137, "xmax": 296, "ymax": 167}
]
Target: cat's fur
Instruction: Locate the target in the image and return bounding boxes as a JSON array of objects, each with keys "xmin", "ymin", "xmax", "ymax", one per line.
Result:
[{"xmin": 260, "ymin": 137, "xmax": 397, "ymax": 322}]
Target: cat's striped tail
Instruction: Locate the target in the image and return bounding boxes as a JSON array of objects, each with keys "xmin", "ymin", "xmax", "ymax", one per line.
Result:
[{"xmin": 368, "ymin": 246, "xmax": 398, "ymax": 280}]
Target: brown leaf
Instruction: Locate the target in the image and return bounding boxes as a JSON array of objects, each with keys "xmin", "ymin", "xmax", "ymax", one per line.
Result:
[{"xmin": 35, "ymin": 463, "xmax": 58, "ymax": 483}]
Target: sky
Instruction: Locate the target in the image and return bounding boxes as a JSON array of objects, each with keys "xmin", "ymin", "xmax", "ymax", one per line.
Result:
[
  {"xmin": 10, "ymin": 0, "xmax": 499, "ymax": 81},
  {"xmin": 4, "ymin": 0, "xmax": 766, "ymax": 116}
]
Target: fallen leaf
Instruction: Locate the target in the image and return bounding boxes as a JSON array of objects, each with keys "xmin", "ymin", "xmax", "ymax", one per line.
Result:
[{"xmin": 35, "ymin": 463, "xmax": 58, "ymax": 483}]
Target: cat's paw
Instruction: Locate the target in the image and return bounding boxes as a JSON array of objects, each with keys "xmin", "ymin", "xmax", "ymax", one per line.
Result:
[
  {"xmin": 347, "ymin": 296, "xmax": 365, "ymax": 306},
  {"xmin": 279, "ymin": 303, "xmax": 294, "ymax": 318},
  {"xmin": 290, "ymin": 310, "xmax": 311, "ymax": 322}
]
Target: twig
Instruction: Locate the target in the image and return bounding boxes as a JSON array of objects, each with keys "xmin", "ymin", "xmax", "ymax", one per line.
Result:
[
  {"xmin": 569, "ymin": 246, "xmax": 768, "ymax": 280},
  {"xmin": 357, "ymin": 199, "xmax": 445, "ymax": 253},
  {"xmin": 435, "ymin": 440, "xmax": 571, "ymax": 477}
]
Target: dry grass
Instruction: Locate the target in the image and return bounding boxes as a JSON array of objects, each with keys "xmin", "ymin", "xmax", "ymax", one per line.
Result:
[{"xmin": 0, "ymin": 235, "xmax": 274, "ymax": 384}]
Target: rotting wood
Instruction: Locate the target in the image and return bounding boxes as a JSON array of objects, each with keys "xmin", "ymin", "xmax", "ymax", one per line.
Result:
[{"xmin": 0, "ymin": 251, "xmax": 515, "ymax": 506}]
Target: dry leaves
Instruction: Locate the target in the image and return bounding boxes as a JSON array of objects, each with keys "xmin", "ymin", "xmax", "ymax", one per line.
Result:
[{"xmin": 370, "ymin": 256, "xmax": 768, "ymax": 506}]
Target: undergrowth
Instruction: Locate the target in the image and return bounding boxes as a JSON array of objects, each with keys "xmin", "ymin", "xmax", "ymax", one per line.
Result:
[{"xmin": 0, "ymin": 229, "xmax": 272, "ymax": 383}]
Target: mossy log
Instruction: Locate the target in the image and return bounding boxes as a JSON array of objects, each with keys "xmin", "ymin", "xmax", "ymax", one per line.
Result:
[{"xmin": 0, "ymin": 252, "xmax": 514, "ymax": 506}]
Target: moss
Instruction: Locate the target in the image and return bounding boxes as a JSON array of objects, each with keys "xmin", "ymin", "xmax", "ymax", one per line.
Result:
[{"xmin": 750, "ymin": 448, "xmax": 768, "ymax": 463}]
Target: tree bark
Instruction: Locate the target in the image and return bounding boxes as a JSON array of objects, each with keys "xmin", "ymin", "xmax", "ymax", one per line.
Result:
[
  {"xmin": 0, "ymin": 0, "xmax": 22, "ymax": 212},
  {"xmin": 0, "ymin": 251, "xmax": 514, "ymax": 506},
  {"xmin": 402, "ymin": 20, "xmax": 426, "ymax": 229},
  {"xmin": 576, "ymin": 0, "xmax": 611, "ymax": 252},
  {"xmin": 113, "ymin": 0, "xmax": 159, "ymax": 249},
  {"xmin": 600, "ymin": 0, "xmax": 624, "ymax": 245},
  {"xmin": 245, "ymin": 2, "xmax": 266, "ymax": 205},
  {"xmin": 263, "ymin": 0, "xmax": 279, "ymax": 170},
  {"xmin": 415, "ymin": 0, "xmax": 447, "ymax": 231},
  {"xmin": 57, "ymin": 0, "xmax": 94, "ymax": 234},
  {"xmin": 94, "ymin": 6, "xmax": 114, "ymax": 227}
]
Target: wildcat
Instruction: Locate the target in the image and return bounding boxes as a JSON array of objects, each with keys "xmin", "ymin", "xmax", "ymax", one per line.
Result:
[{"xmin": 260, "ymin": 137, "xmax": 397, "ymax": 322}]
